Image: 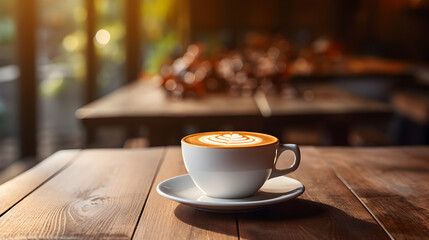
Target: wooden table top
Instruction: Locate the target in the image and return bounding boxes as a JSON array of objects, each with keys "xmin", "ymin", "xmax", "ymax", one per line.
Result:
[
  {"xmin": 76, "ymin": 81, "xmax": 391, "ymax": 123},
  {"xmin": 75, "ymin": 81, "xmax": 260, "ymax": 121},
  {"xmin": 1, "ymin": 146, "xmax": 428, "ymax": 239},
  {"xmin": 260, "ymin": 85, "xmax": 389, "ymax": 116}
]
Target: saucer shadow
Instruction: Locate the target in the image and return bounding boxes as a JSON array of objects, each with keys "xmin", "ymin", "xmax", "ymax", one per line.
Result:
[
  {"xmin": 174, "ymin": 199, "xmax": 385, "ymax": 238},
  {"xmin": 174, "ymin": 204, "xmax": 238, "ymax": 237},
  {"xmin": 242, "ymin": 198, "xmax": 326, "ymax": 220}
]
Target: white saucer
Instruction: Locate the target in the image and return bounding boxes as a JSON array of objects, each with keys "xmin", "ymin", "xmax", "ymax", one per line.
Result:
[{"xmin": 157, "ymin": 174, "xmax": 305, "ymax": 212}]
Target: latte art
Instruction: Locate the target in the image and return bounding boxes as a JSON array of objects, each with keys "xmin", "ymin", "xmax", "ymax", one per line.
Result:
[
  {"xmin": 182, "ymin": 131, "xmax": 278, "ymax": 148},
  {"xmin": 199, "ymin": 133, "xmax": 262, "ymax": 146}
]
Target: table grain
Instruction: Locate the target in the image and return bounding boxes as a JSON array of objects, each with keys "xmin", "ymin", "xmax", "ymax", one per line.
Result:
[{"xmin": 0, "ymin": 147, "xmax": 428, "ymax": 239}]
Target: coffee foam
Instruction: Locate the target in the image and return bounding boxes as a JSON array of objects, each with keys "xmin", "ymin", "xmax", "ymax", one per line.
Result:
[{"xmin": 182, "ymin": 131, "xmax": 278, "ymax": 148}]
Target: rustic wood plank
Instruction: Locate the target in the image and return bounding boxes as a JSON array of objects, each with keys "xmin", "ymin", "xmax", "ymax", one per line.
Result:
[
  {"xmin": 320, "ymin": 147, "xmax": 429, "ymax": 240},
  {"xmin": 0, "ymin": 148, "xmax": 164, "ymax": 239},
  {"xmin": 238, "ymin": 147, "xmax": 389, "ymax": 240},
  {"xmin": 133, "ymin": 147, "xmax": 237, "ymax": 240},
  {"xmin": 0, "ymin": 150, "xmax": 80, "ymax": 216}
]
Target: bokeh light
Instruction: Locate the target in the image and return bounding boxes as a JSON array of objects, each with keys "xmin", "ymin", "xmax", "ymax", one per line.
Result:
[
  {"xmin": 62, "ymin": 30, "xmax": 86, "ymax": 52},
  {"xmin": 62, "ymin": 35, "xmax": 78, "ymax": 51},
  {"xmin": 95, "ymin": 29, "xmax": 111, "ymax": 45}
]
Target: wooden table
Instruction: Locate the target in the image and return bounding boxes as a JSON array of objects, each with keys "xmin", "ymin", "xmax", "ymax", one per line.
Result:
[
  {"xmin": 1, "ymin": 146, "xmax": 427, "ymax": 239},
  {"xmin": 290, "ymin": 56, "xmax": 413, "ymax": 81},
  {"xmin": 76, "ymin": 81, "xmax": 392, "ymax": 146}
]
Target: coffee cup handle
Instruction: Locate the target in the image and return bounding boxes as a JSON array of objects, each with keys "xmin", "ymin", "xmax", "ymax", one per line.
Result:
[{"xmin": 270, "ymin": 144, "xmax": 301, "ymax": 179}]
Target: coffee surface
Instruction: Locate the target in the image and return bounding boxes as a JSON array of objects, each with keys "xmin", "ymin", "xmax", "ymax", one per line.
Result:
[{"xmin": 182, "ymin": 131, "xmax": 278, "ymax": 148}]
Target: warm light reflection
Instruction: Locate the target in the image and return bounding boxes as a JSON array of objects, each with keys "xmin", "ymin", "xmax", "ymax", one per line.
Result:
[
  {"xmin": 95, "ymin": 29, "xmax": 111, "ymax": 45},
  {"xmin": 62, "ymin": 35, "xmax": 79, "ymax": 51},
  {"xmin": 62, "ymin": 31, "xmax": 86, "ymax": 52}
]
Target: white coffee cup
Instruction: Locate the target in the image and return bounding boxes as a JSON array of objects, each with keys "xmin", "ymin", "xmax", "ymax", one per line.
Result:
[{"xmin": 181, "ymin": 131, "xmax": 300, "ymax": 198}]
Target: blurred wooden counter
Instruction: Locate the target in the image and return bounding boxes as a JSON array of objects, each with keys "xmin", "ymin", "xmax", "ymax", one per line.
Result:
[{"xmin": 76, "ymin": 80, "xmax": 392, "ymax": 146}]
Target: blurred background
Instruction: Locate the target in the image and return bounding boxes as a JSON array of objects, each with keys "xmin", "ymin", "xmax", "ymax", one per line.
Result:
[{"xmin": 0, "ymin": 0, "xmax": 428, "ymax": 181}]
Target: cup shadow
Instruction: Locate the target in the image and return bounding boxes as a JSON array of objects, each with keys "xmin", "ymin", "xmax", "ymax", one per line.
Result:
[
  {"xmin": 241, "ymin": 198, "xmax": 326, "ymax": 220},
  {"xmin": 174, "ymin": 198, "xmax": 386, "ymax": 238}
]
